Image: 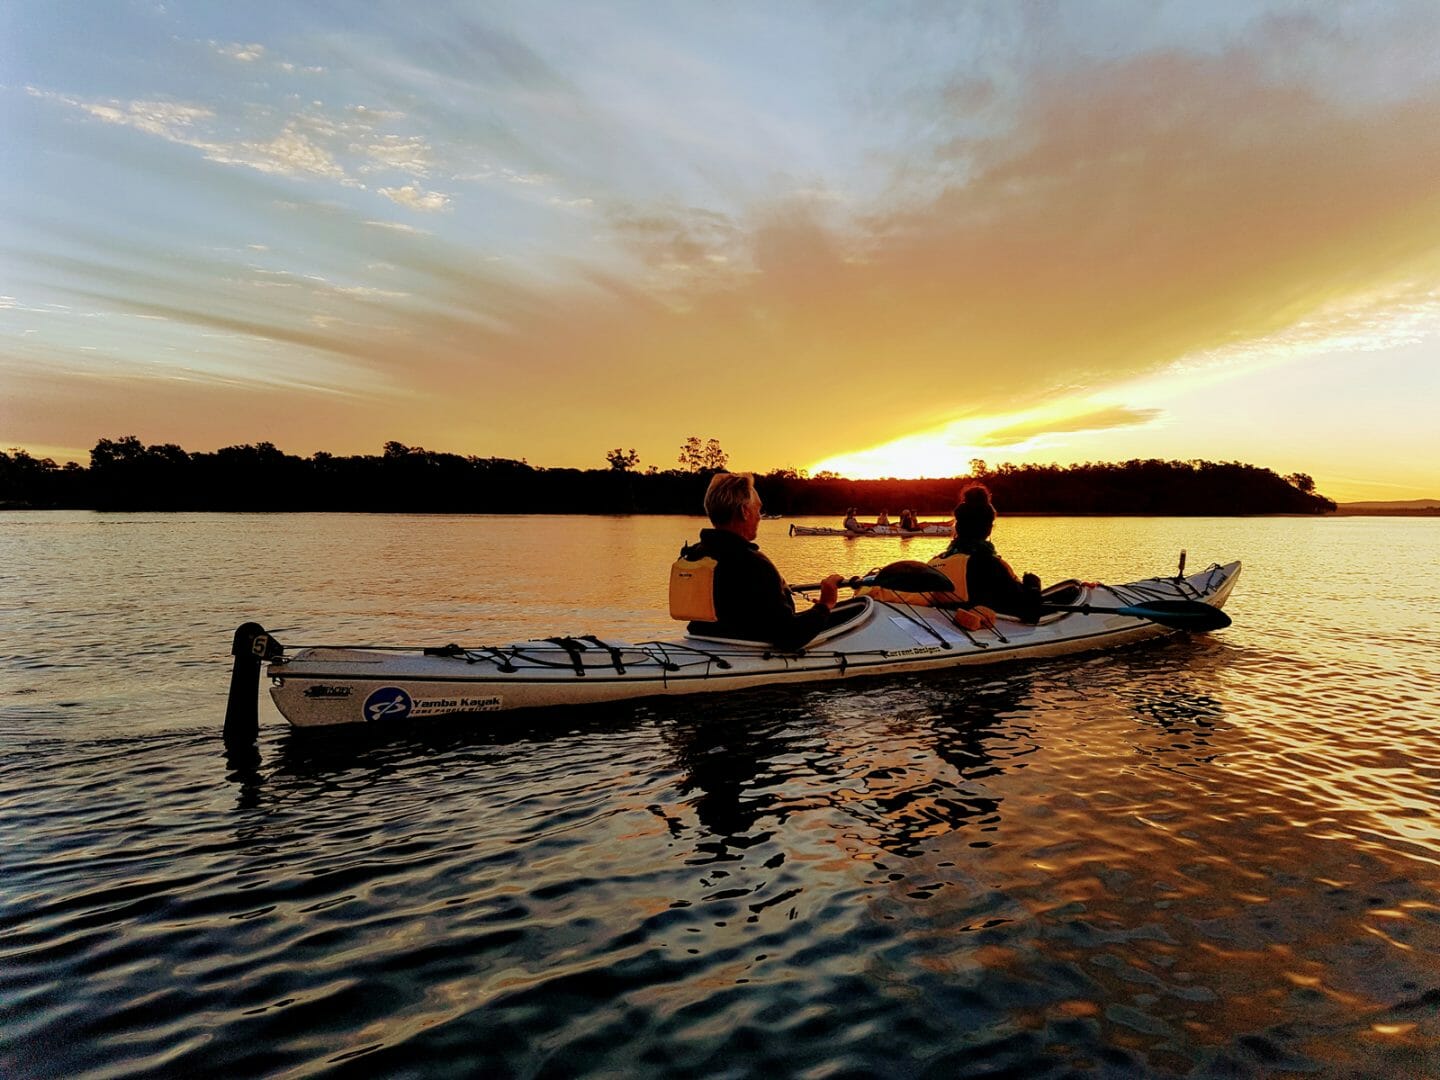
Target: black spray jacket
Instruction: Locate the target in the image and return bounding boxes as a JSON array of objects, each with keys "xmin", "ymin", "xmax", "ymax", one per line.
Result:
[{"xmin": 684, "ymin": 528, "xmax": 831, "ymax": 650}]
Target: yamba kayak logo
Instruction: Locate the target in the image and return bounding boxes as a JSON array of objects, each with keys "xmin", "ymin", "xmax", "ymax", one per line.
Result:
[{"xmin": 363, "ymin": 686, "xmax": 413, "ymax": 722}]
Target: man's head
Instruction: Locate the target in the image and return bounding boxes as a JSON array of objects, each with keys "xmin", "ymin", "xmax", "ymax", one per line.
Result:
[{"xmin": 704, "ymin": 472, "xmax": 760, "ymax": 540}]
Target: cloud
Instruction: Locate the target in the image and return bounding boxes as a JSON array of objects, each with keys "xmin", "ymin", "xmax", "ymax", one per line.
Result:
[
  {"xmin": 71, "ymin": 96, "xmax": 215, "ymax": 139},
  {"xmin": 210, "ymin": 124, "xmax": 347, "ymax": 180},
  {"xmin": 975, "ymin": 407, "xmax": 1164, "ymax": 447},
  {"xmin": 355, "ymin": 135, "xmax": 433, "ymax": 175},
  {"xmin": 27, "ymin": 85, "xmax": 435, "ymax": 201},
  {"xmin": 214, "ymin": 42, "xmax": 266, "ymax": 63},
  {"xmin": 377, "ymin": 184, "xmax": 451, "ymax": 211},
  {"xmin": 364, "ymin": 219, "xmax": 431, "ymax": 234},
  {"xmin": 211, "ymin": 40, "xmax": 324, "ymax": 74}
]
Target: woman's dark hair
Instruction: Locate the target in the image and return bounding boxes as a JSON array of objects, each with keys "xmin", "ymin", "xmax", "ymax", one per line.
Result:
[{"xmin": 953, "ymin": 483, "xmax": 996, "ymax": 541}]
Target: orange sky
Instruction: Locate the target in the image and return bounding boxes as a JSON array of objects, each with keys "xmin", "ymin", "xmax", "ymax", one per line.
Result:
[{"xmin": 3, "ymin": 3, "xmax": 1438, "ymax": 501}]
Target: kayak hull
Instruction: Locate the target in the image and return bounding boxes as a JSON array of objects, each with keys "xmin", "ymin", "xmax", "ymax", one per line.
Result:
[{"xmin": 267, "ymin": 561, "xmax": 1240, "ymax": 728}]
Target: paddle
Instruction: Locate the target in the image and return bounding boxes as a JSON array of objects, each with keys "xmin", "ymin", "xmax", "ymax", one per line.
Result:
[
  {"xmin": 793, "ymin": 564, "xmax": 1229, "ymax": 631},
  {"xmin": 1040, "ymin": 599, "xmax": 1231, "ymax": 631},
  {"xmin": 790, "ymin": 560, "xmax": 954, "ymax": 594}
]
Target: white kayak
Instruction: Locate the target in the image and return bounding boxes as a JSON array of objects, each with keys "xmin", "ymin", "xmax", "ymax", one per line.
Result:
[
  {"xmin": 790, "ymin": 523, "xmax": 952, "ymax": 537},
  {"xmin": 258, "ymin": 560, "xmax": 1240, "ymax": 729}
]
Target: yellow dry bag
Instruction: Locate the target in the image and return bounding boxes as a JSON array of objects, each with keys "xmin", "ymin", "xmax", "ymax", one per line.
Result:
[{"xmin": 669, "ymin": 546, "xmax": 718, "ymax": 621}]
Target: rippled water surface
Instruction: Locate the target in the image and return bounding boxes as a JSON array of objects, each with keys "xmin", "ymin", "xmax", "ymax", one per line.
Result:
[{"xmin": 3, "ymin": 512, "xmax": 1438, "ymax": 1077}]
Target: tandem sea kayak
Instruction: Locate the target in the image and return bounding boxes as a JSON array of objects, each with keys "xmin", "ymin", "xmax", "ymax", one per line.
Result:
[
  {"xmin": 790, "ymin": 522, "xmax": 952, "ymax": 537},
  {"xmin": 235, "ymin": 559, "xmax": 1240, "ymax": 731}
]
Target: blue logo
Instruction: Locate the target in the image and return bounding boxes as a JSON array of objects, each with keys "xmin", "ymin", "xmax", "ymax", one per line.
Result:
[{"xmin": 363, "ymin": 686, "xmax": 413, "ymax": 722}]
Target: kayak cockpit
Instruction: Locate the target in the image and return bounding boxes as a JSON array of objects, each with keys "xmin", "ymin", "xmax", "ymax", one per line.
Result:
[{"xmin": 683, "ymin": 596, "xmax": 878, "ymax": 651}]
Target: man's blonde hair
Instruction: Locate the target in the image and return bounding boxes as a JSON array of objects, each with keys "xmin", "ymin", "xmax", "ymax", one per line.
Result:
[{"xmin": 703, "ymin": 472, "xmax": 756, "ymax": 526}]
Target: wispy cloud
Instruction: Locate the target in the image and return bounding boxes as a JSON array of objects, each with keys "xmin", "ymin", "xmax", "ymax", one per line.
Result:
[
  {"xmin": 210, "ymin": 39, "xmax": 324, "ymax": 74},
  {"xmin": 377, "ymin": 184, "xmax": 450, "ymax": 211},
  {"xmin": 364, "ymin": 219, "xmax": 431, "ymax": 234},
  {"xmin": 26, "ymin": 85, "xmax": 436, "ymax": 205},
  {"xmin": 210, "ymin": 124, "xmax": 348, "ymax": 180},
  {"xmin": 213, "ymin": 41, "xmax": 266, "ymax": 63},
  {"xmin": 975, "ymin": 407, "xmax": 1164, "ymax": 447}
]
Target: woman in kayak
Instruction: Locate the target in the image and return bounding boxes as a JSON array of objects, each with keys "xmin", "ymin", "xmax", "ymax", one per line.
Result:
[
  {"xmin": 677, "ymin": 473, "xmax": 844, "ymax": 650},
  {"xmin": 937, "ymin": 484, "xmax": 1042, "ymax": 622}
]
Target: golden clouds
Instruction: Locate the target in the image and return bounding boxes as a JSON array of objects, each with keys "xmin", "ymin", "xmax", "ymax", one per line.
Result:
[{"xmin": 8, "ymin": 8, "xmax": 1440, "ymax": 480}]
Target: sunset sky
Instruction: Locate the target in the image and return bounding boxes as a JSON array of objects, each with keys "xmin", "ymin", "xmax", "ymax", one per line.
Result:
[{"xmin": 3, "ymin": 1, "xmax": 1438, "ymax": 502}]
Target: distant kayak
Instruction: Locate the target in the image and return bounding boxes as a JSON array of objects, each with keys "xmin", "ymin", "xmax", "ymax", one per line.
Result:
[
  {"xmin": 249, "ymin": 560, "xmax": 1241, "ymax": 729},
  {"xmin": 790, "ymin": 522, "xmax": 952, "ymax": 537}
]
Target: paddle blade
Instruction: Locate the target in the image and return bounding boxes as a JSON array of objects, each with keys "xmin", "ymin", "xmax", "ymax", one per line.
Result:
[
  {"xmin": 1118, "ymin": 600, "xmax": 1232, "ymax": 631},
  {"xmin": 867, "ymin": 560, "xmax": 956, "ymax": 594},
  {"xmin": 790, "ymin": 560, "xmax": 956, "ymax": 594}
]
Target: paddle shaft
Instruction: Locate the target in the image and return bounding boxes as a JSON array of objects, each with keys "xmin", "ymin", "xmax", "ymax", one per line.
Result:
[{"xmin": 790, "ymin": 573, "xmax": 875, "ymax": 592}]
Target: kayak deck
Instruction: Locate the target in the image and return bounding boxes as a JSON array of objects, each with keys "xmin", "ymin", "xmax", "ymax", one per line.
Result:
[{"xmin": 265, "ymin": 561, "xmax": 1240, "ymax": 728}]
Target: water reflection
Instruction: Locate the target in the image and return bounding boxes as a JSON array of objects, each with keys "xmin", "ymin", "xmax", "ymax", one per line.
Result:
[
  {"xmin": 649, "ymin": 672, "xmax": 1046, "ymax": 877},
  {"xmin": 661, "ymin": 701, "xmax": 799, "ymax": 855},
  {"xmin": 1118, "ymin": 645, "xmax": 1233, "ymax": 771}
]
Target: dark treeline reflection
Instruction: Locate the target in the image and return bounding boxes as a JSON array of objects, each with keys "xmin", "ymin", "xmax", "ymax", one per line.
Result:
[{"xmin": 1, "ymin": 437, "xmax": 1335, "ymax": 514}]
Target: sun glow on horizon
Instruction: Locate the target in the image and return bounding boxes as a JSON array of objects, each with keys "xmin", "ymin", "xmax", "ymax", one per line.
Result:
[
  {"xmin": 807, "ymin": 400, "xmax": 1158, "ymax": 480},
  {"xmin": 809, "ymin": 426, "xmax": 991, "ymax": 481}
]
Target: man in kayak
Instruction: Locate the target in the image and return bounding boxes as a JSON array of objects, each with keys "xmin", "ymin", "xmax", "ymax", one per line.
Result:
[{"xmin": 679, "ymin": 473, "xmax": 843, "ymax": 650}]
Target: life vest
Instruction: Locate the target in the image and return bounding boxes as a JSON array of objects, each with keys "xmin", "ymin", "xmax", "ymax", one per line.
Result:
[{"xmin": 669, "ymin": 544, "xmax": 718, "ymax": 621}]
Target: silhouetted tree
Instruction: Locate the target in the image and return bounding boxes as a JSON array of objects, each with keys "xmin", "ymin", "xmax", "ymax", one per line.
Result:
[
  {"xmin": 678, "ymin": 436, "xmax": 703, "ymax": 471},
  {"xmin": 702, "ymin": 439, "xmax": 728, "ymax": 472},
  {"xmin": 606, "ymin": 448, "xmax": 641, "ymax": 472},
  {"xmin": 678, "ymin": 436, "xmax": 729, "ymax": 472}
]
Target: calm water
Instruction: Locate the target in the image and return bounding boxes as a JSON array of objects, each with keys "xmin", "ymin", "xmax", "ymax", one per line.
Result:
[{"xmin": 2, "ymin": 512, "xmax": 1438, "ymax": 1078}]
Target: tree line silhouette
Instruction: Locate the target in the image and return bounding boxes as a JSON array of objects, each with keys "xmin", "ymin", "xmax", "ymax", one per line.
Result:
[{"xmin": 1, "ymin": 436, "xmax": 1336, "ymax": 515}]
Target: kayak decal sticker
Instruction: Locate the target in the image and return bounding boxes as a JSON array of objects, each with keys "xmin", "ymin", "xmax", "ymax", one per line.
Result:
[
  {"xmin": 883, "ymin": 645, "xmax": 948, "ymax": 658},
  {"xmin": 304, "ymin": 684, "xmax": 353, "ymax": 699},
  {"xmin": 364, "ymin": 686, "xmax": 413, "ymax": 721},
  {"xmin": 409, "ymin": 694, "xmax": 504, "ymax": 716},
  {"xmin": 362, "ymin": 687, "xmax": 503, "ymax": 721}
]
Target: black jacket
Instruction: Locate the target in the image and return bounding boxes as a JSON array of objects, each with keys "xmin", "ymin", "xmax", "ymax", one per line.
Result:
[
  {"xmin": 965, "ymin": 552, "xmax": 1042, "ymax": 623},
  {"xmin": 685, "ymin": 528, "xmax": 831, "ymax": 650}
]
